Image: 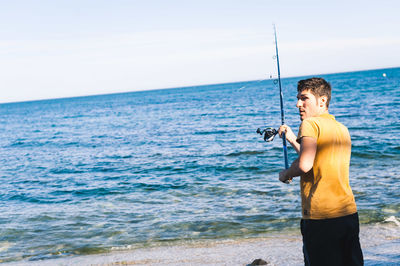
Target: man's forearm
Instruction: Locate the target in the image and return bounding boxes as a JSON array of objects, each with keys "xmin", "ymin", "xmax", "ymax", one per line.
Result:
[
  {"xmin": 279, "ymin": 136, "xmax": 316, "ymax": 183},
  {"xmin": 286, "ymin": 157, "xmax": 306, "ymax": 177},
  {"xmin": 279, "ymin": 157, "xmax": 307, "ymax": 183},
  {"xmin": 278, "ymin": 125, "xmax": 301, "ymax": 154},
  {"xmin": 287, "ymin": 139, "xmax": 301, "ymax": 154}
]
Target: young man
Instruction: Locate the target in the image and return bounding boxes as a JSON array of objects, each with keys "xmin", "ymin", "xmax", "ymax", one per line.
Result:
[{"xmin": 278, "ymin": 78, "xmax": 363, "ymax": 265}]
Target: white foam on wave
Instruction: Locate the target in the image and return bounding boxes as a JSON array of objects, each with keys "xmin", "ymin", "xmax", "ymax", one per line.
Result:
[
  {"xmin": 361, "ymin": 218, "xmax": 400, "ymax": 265},
  {"xmin": 384, "ymin": 215, "xmax": 400, "ymax": 227}
]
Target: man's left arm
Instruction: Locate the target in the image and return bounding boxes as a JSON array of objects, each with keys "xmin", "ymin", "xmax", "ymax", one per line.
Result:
[{"xmin": 279, "ymin": 136, "xmax": 317, "ymax": 183}]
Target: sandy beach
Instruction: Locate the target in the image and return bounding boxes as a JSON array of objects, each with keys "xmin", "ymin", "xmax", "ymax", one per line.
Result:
[{"xmin": 4, "ymin": 221, "xmax": 399, "ymax": 266}]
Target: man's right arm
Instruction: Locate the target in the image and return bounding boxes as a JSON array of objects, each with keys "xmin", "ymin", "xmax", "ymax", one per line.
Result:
[{"xmin": 279, "ymin": 136, "xmax": 317, "ymax": 183}]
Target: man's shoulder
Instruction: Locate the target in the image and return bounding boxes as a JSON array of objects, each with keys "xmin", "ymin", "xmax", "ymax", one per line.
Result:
[
  {"xmin": 304, "ymin": 114, "xmax": 346, "ymax": 128},
  {"xmin": 300, "ymin": 115, "xmax": 349, "ymax": 135},
  {"xmin": 303, "ymin": 116, "xmax": 319, "ymax": 123},
  {"xmin": 300, "ymin": 116, "xmax": 322, "ymax": 127},
  {"xmin": 312, "ymin": 115, "xmax": 351, "ymax": 138}
]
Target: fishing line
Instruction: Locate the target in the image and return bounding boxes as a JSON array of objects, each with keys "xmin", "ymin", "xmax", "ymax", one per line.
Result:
[
  {"xmin": 200, "ymin": 77, "xmax": 269, "ymax": 123},
  {"xmin": 198, "ymin": 78, "xmax": 268, "ymax": 151}
]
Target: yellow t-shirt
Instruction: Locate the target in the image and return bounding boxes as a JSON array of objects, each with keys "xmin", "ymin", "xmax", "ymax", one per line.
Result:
[{"xmin": 297, "ymin": 113, "xmax": 357, "ymax": 219}]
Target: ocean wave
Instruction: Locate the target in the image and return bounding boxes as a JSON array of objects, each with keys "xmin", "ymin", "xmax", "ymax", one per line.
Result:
[
  {"xmin": 140, "ymin": 182, "xmax": 188, "ymax": 191},
  {"xmin": 6, "ymin": 193, "xmax": 72, "ymax": 204},
  {"xmin": 8, "ymin": 140, "xmax": 48, "ymax": 148},
  {"xmin": 194, "ymin": 130, "xmax": 231, "ymax": 135},
  {"xmin": 384, "ymin": 216, "xmax": 400, "ymax": 227},
  {"xmin": 50, "ymin": 168, "xmax": 85, "ymax": 174},
  {"xmin": 351, "ymin": 151, "xmax": 398, "ymax": 159},
  {"xmin": 226, "ymin": 150, "xmax": 265, "ymax": 156}
]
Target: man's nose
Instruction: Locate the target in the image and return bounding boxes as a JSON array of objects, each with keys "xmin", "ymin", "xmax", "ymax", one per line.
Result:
[{"xmin": 296, "ymin": 99, "xmax": 302, "ymax": 108}]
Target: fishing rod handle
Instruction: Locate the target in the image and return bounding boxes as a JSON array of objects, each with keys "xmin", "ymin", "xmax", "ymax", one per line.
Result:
[{"xmin": 282, "ymin": 132, "xmax": 289, "ymax": 169}]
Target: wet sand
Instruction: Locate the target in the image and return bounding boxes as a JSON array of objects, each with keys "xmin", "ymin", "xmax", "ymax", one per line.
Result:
[{"xmin": 4, "ymin": 221, "xmax": 400, "ymax": 266}]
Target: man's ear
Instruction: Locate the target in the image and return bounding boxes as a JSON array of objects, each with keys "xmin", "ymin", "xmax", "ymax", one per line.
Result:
[{"xmin": 319, "ymin": 96, "xmax": 327, "ymax": 108}]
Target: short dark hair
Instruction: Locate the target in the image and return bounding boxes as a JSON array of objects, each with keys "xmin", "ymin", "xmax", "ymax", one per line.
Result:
[{"xmin": 297, "ymin": 78, "xmax": 331, "ymax": 107}]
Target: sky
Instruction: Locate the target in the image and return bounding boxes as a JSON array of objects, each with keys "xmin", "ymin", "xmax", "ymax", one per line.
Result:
[{"xmin": 1, "ymin": 0, "xmax": 399, "ymax": 103}]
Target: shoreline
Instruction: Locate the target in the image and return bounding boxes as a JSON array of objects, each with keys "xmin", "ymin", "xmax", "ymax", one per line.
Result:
[
  {"xmin": 4, "ymin": 234, "xmax": 304, "ymax": 266},
  {"xmin": 3, "ymin": 221, "xmax": 399, "ymax": 266}
]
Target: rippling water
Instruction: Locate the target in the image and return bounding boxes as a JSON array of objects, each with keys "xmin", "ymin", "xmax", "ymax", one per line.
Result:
[{"xmin": 0, "ymin": 67, "xmax": 399, "ymax": 262}]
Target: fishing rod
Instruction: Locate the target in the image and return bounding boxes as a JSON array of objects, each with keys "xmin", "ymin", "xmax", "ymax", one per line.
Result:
[{"xmin": 257, "ymin": 24, "xmax": 289, "ymax": 170}]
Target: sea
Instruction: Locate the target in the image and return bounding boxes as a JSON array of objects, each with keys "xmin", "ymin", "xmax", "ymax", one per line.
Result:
[{"xmin": 0, "ymin": 67, "xmax": 399, "ymax": 265}]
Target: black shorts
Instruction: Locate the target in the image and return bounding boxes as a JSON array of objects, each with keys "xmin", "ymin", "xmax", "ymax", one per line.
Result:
[{"xmin": 301, "ymin": 212, "xmax": 363, "ymax": 266}]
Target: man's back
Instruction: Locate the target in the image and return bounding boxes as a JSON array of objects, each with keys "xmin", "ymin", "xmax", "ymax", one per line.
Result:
[{"xmin": 297, "ymin": 113, "xmax": 357, "ymax": 219}]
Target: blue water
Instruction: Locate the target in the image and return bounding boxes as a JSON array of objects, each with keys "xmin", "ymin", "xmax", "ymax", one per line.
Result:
[{"xmin": 0, "ymin": 67, "xmax": 399, "ymax": 263}]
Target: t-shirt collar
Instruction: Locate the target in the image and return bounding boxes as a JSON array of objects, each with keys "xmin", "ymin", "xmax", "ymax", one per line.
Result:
[{"xmin": 318, "ymin": 112, "xmax": 335, "ymax": 120}]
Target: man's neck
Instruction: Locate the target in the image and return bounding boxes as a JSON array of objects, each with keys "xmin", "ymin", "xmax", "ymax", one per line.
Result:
[{"xmin": 317, "ymin": 109, "xmax": 329, "ymax": 116}]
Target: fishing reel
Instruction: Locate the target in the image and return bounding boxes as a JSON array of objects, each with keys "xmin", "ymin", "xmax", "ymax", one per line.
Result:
[{"xmin": 256, "ymin": 127, "xmax": 278, "ymax": 142}]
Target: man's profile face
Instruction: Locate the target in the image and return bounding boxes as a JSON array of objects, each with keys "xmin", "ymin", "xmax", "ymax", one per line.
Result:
[{"xmin": 296, "ymin": 89, "xmax": 320, "ymax": 121}]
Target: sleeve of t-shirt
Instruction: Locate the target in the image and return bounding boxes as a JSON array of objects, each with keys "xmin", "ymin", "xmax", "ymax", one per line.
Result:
[{"xmin": 296, "ymin": 118, "xmax": 319, "ymax": 144}]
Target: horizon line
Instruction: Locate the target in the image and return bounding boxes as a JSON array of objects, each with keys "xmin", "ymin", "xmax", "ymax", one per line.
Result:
[{"xmin": 1, "ymin": 65, "xmax": 398, "ymax": 105}]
